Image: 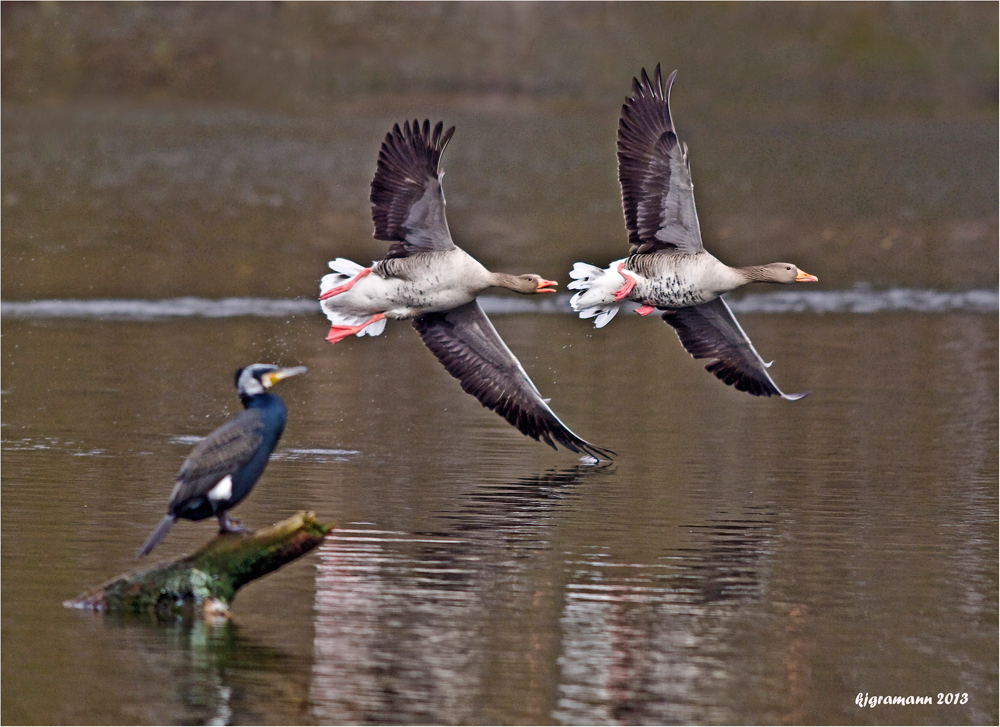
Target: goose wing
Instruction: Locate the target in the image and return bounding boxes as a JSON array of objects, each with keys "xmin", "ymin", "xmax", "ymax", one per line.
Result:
[
  {"xmin": 618, "ymin": 65, "xmax": 705, "ymax": 255},
  {"xmin": 371, "ymin": 119, "xmax": 457, "ymax": 259},
  {"xmin": 168, "ymin": 410, "xmax": 267, "ymax": 508},
  {"xmin": 661, "ymin": 297, "xmax": 807, "ymax": 400},
  {"xmin": 413, "ymin": 301, "xmax": 614, "ymax": 460}
]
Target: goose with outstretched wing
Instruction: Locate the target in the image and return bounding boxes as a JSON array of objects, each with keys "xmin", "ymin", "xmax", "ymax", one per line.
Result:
[
  {"xmin": 319, "ymin": 120, "xmax": 612, "ymax": 460},
  {"xmin": 569, "ymin": 66, "xmax": 817, "ymax": 399}
]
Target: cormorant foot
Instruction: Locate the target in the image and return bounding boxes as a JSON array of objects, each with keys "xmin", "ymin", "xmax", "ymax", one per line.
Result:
[{"xmin": 218, "ymin": 513, "xmax": 247, "ymax": 534}]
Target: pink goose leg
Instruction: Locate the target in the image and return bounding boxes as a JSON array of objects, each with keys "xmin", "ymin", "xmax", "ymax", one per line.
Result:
[
  {"xmin": 325, "ymin": 313, "xmax": 386, "ymax": 344},
  {"xmin": 319, "ymin": 267, "xmax": 372, "ymax": 300},
  {"xmin": 612, "ymin": 262, "xmax": 637, "ymax": 302}
]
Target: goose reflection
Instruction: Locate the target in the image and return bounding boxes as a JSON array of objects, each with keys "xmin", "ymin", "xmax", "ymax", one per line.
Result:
[
  {"xmin": 309, "ymin": 465, "xmax": 607, "ymax": 724},
  {"xmin": 309, "ymin": 481, "xmax": 811, "ymax": 725},
  {"xmin": 557, "ymin": 507, "xmax": 792, "ymax": 725},
  {"xmin": 436, "ymin": 465, "xmax": 610, "ymax": 539}
]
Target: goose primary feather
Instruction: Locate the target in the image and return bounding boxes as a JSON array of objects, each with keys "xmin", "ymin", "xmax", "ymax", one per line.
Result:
[
  {"xmin": 569, "ymin": 66, "xmax": 817, "ymax": 400},
  {"xmin": 320, "ymin": 120, "xmax": 612, "ymax": 460}
]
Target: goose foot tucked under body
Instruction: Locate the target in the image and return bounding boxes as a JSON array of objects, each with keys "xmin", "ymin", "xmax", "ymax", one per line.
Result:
[
  {"xmin": 326, "ymin": 313, "xmax": 386, "ymax": 343},
  {"xmin": 568, "ymin": 65, "xmax": 817, "ymax": 401},
  {"xmin": 612, "ymin": 262, "xmax": 637, "ymax": 301},
  {"xmin": 319, "ymin": 267, "xmax": 372, "ymax": 300},
  {"xmin": 317, "ymin": 119, "xmax": 614, "ymax": 459}
]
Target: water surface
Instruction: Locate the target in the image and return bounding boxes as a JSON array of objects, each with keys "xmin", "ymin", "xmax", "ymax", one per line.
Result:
[{"xmin": 2, "ymin": 308, "xmax": 997, "ymax": 724}]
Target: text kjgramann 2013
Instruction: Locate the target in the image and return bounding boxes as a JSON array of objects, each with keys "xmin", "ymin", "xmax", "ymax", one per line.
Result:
[{"xmin": 856, "ymin": 692, "xmax": 969, "ymax": 708}]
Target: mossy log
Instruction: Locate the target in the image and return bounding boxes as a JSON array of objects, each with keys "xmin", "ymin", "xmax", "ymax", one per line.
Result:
[{"xmin": 65, "ymin": 511, "xmax": 332, "ymax": 620}]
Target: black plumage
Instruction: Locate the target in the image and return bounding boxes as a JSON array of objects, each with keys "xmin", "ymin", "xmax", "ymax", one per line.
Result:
[
  {"xmin": 372, "ymin": 119, "xmax": 457, "ymax": 259},
  {"xmin": 413, "ymin": 301, "xmax": 615, "ymax": 460},
  {"xmin": 619, "ymin": 66, "xmax": 810, "ymax": 398},
  {"xmin": 320, "ymin": 118, "xmax": 613, "ymax": 459},
  {"xmin": 660, "ymin": 298, "xmax": 801, "ymax": 398},
  {"xmin": 618, "ymin": 65, "xmax": 704, "ymax": 256},
  {"xmin": 136, "ymin": 364, "xmax": 306, "ymax": 558}
]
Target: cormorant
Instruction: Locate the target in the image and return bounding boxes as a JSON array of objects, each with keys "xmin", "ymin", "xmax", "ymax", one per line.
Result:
[{"xmin": 136, "ymin": 363, "xmax": 306, "ymax": 558}]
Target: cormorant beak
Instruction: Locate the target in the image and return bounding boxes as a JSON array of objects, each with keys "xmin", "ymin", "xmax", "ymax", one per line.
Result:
[
  {"xmin": 795, "ymin": 270, "xmax": 818, "ymax": 283},
  {"xmin": 537, "ymin": 279, "xmax": 559, "ymax": 294},
  {"xmin": 262, "ymin": 366, "xmax": 308, "ymax": 388}
]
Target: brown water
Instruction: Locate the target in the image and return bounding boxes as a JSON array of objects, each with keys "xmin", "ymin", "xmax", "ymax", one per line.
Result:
[
  {"xmin": 2, "ymin": 310, "xmax": 997, "ymax": 724},
  {"xmin": 2, "ymin": 4, "xmax": 998, "ymax": 724}
]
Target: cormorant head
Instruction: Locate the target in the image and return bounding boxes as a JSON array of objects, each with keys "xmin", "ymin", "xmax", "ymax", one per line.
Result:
[{"xmin": 234, "ymin": 363, "xmax": 308, "ymax": 400}]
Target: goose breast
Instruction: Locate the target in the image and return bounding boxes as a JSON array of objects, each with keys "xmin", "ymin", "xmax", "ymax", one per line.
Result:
[
  {"xmin": 351, "ymin": 250, "xmax": 492, "ymax": 319},
  {"xmin": 627, "ymin": 253, "xmax": 742, "ymax": 308}
]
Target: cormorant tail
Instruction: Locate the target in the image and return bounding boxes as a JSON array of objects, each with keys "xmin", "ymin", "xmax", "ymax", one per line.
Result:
[{"xmin": 136, "ymin": 514, "xmax": 176, "ymax": 558}]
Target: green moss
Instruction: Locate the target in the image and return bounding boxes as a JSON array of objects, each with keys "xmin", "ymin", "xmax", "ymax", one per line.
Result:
[{"xmin": 66, "ymin": 512, "xmax": 332, "ymax": 620}]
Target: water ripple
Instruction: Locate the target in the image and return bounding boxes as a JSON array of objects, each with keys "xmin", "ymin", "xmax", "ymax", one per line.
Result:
[
  {"xmin": 0, "ymin": 297, "xmax": 318, "ymax": 319},
  {"xmin": 1, "ymin": 288, "xmax": 996, "ymax": 320},
  {"xmin": 170, "ymin": 436, "xmax": 359, "ymax": 461},
  {"xmin": 728, "ymin": 286, "xmax": 998, "ymax": 314}
]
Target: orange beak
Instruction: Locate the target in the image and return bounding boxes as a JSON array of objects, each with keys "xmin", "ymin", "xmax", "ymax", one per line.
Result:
[
  {"xmin": 795, "ymin": 270, "xmax": 818, "ymax": 283},
  {"xmin": 537, "ymin": 279, "xmax": 559, "ymax": 293}
]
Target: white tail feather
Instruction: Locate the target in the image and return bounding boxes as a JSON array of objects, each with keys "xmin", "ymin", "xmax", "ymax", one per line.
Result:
[
  {"xmin": 576, "ymin": 305, "xmax": 620, "ymax": 328},
  {"xmin": 568, "ymin": 260, "xmax": 625, "ymax": 328},
  {"xmin": 328, "ymin": 257, "xmax": 366, "ymax": 276},
  {"xmin": 568, "ymin": 262, "xmax": 606, "ymax": 288},
  {"xmin": 594, "ymin": 308, "xmax": 620, "ymax": 328},
  {"xmin": 320, "ymin": 258, "xmax": 368, "ymax": 297},
  {"xmin": 320, "ymin": 306, "xmax": 372, "ymax": 327},
  {"xmin": 319, "ymin": 273, "xmax": 340, "ymax": 295},
  {"xmin": 320, "ymin": 257, "xmax": 387, "ymax": 338},
  {"xmin": 359, "ymin": 317, "xmax": 386, "ymax": 337}
]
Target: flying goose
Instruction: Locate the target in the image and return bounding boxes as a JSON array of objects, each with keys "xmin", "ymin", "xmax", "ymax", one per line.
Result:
[
  {"xmin": 320, "ymin": 120, "xmax": 612, "ymax": 460},
  {"xmin": 569, "ymin": 66, "xmax": 817, "ymax": 399}
]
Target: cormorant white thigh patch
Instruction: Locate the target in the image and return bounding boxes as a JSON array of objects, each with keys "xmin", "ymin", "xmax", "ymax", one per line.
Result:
[{"xmin": 208, "ymin": 475, "xmax": 233, "ymax": 502}]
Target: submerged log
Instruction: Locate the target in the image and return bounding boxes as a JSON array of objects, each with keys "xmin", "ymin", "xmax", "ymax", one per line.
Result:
[{"xmin": 65, "ymin": 511, "xmax": 332, "ymax": 619}]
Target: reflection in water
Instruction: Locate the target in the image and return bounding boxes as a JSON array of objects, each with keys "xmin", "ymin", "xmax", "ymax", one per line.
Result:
[
  {"xmin": 557, "ymin": 508, "xmax": 782, "ymax": 725},
  {"xmin": 93, "ymin": 618, "xmax": 311, "ymax": 726},
  {"xmin": 436, "ymin": 465, "xmax": 601, "ymax": 538},
  {"xmin": 311, "ymin": 470, "xmax": 808, "ymax": 725},
  {"xmin": 312, "ymin": 528, "xmax": 479, "ymax": 723},
  {"xmin": 677, "ymin": 514, "xmax": 775, "ymax": 604},
  {"xmin": 310, "ymin": 467, "xmax": 602, "ymax": 724},
  {"xmin": 3, "ymin": 310, "xmax": 995, "ymax": 724}
]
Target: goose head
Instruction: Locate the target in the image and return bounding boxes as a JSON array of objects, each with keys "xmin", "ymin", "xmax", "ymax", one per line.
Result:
[
  {"xmin": 493, "ymin": 273, "xmax": 559, "ymax": 294},
  {"xmin": 747, "ymin": 263, "xmax": 818, "ymax": 284}
]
